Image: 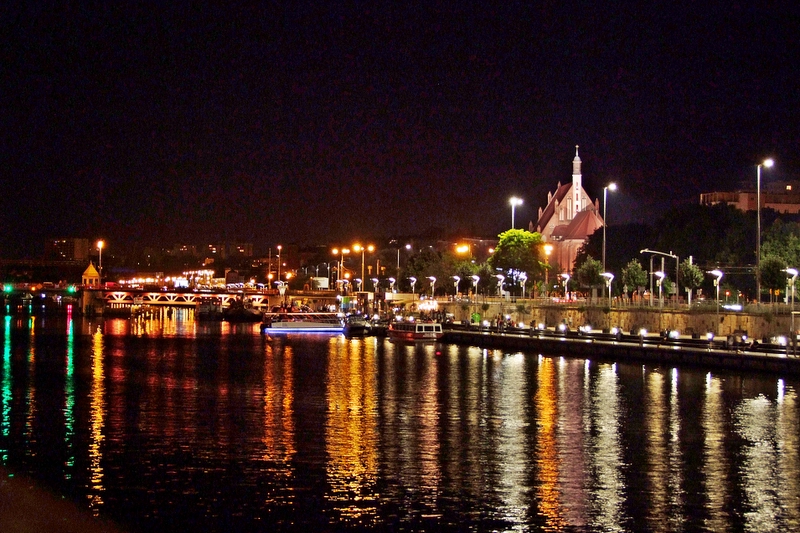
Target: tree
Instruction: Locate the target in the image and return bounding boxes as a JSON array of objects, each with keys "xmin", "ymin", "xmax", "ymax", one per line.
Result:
[
  {"xmin": 679, "ymin": 258, "xmax": 704, "ymax": 306},
  {"xmin": 621, "ymin": 260, "xmax": 648, "ymax": 302},
  {"xmin": 488, "ymin": 229, "xmax": 545, "ymax": 294},
  {"xmin": 760, "ymin": 254, "xmax": 788, "ymax": 304},
  {"xmin": 575, "ymin": 256, "xmax": 603, "ymax": 300}
]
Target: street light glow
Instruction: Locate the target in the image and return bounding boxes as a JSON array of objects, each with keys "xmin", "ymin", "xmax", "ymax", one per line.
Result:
[{"xmin": 509, "ymin": 196, "xmax": 523, "ymax": 229}]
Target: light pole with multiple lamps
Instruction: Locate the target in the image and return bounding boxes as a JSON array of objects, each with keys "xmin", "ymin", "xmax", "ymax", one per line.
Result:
[
  {"xmin": 756, "ymin": 158, "xmax": 774, "ymax": 305},
  {"xmin": 353, "ymin": 244, "xmax": 374, "ymax": 290},
  {"xmin": 276, "ymin": 245, "xmax": 282, "ymax": 283},
  {"xmin": 509, "ymin": 197, "xmax": 523, "ymax": 229},
  {"xmin": 331, "ymin": 247, "xmax": 350, "ymax": 284}
]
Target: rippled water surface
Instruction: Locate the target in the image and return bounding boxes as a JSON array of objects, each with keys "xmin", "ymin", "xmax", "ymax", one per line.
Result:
[{"xmin": 1, "ymin": 310, "xmax": 799, "ymax": 532}]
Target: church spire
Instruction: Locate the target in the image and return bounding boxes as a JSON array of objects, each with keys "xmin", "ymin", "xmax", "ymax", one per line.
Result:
[{"xmin": 572, "ymin": 145, "xmax": 582, "ymax": 218}]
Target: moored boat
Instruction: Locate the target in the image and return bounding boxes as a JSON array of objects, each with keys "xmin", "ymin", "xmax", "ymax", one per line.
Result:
[
  {"xmin": 387, "ymin": 320, "xmax": 444, "ymax": 341},
  {"xmin": 261, "ymin": 312, "xmax": 344, "ymax": 333},
  {"xmin": 195, "ymin": 297, "xmax": 223, "ymax": 321},
  {"xmin": 343, "ymin": 315, "xmax": 371, "ymax": 337}
]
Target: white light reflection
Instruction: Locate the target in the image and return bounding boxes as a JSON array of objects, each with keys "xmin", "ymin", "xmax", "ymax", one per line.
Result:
[
  {"xmin": 702, "ymin": 373, "xmax": 728, "ymax": 530},
  {"xmin": 587, "ymin": 364, "xmax": 626, "ymax": 530},
  {"xmin": 734, "ymin": 394, "xmax": 782, "ymax": 531}
]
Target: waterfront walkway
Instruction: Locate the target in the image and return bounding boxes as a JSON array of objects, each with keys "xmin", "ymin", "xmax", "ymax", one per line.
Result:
[{"xmin": 442, "ymin": 326, "xmax": 800, "ymax": 376}]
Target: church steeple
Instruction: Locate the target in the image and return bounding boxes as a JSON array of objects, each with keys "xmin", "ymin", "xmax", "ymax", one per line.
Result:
[{"xmin": 572, "ymin": 145, "xmax": 582, "ymax": 218}]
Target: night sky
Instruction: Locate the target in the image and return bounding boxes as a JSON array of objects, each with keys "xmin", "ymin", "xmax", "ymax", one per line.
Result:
[{"xmin": 2, "ymin": 2, "xmax": 798, "ymax": 258}]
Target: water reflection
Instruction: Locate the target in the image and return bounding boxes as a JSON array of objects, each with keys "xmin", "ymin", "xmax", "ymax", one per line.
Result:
[
  {"xmin": 88, "ymin": 327, "xmax": 106, "ymax": 514},
  {"xmin": 0, "ymin": 314, "xmax": 798, "ymax": 532}
]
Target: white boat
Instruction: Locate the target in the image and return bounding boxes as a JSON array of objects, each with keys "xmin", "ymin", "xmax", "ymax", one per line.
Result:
[
  {"xmin": 387, "ymin": 321, "xmax": 444, "ymax": 341},
  {"xmin": 261, "ymin": 312, "xmax": 344, "ymax": 333}
]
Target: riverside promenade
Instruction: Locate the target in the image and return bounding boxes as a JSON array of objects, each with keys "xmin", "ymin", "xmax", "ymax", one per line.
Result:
[{"xmin": 442, "ymin": 326, "xmax": 800, "ymax": 376}]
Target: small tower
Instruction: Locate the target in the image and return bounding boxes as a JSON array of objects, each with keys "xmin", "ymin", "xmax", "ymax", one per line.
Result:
[
  {"xmin": 572, "ymin": 145, "xmax": 582, "ymax": 218},
  {"xmin": 82, "ymin": 262, "xmax": 100, "ymax": 287}
]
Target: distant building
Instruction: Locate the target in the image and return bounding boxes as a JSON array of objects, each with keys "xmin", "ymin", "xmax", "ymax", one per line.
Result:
[
  {"xmin": 45, "ymin": 238, "xmax": 89, "ymax": 262},
  {"xmin": 700, "ymin": 180, "xmax": 800, "ymax": 214},
  {"xmin": 229, "ymin": 243, "xmax": 254, "ymax": 257},
  {"xmin": 530, "ymin": 146, "xmax": 604, "ymax": 273}
]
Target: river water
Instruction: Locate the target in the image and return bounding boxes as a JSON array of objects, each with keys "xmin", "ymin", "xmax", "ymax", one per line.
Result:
[{"xmin": 1, "ymin": 308, "xmax": 799, "ymax": 532}]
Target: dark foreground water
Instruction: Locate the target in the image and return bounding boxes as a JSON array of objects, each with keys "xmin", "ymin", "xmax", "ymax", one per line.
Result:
[{"xmin": 1, "ymin": 309, "xmax": 799, "ymax": 532}]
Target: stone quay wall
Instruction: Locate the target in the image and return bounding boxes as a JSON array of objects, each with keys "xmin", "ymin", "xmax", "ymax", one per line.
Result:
[{"xmin": 439, "ymin": 299, "xmax": 796, "ymax": 341}]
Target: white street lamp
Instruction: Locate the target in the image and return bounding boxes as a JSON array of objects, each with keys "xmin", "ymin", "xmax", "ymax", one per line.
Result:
[
  {"xmin": 519, "ymin": 272, "xmax": 528, "ymax": 299},
  {"xmin": 602, "ymin": 183, "xmax": 617, "ymax": 275},
  {"xmin": 655, "ymin": 271, "xmax": 666, "ymax": 307},
  {"xmin": 427, "ymin": 276, "xmax": 436, "ymax": 298},
  {"xmin": 496, "ymin": 274, "xmax": 505, "ymax": 296},
  {"xmin": 786, "ymin": 267, "xmax": 798, "ymax": 354},
  {"xmin": 708, "ymin": 269, "xmax": 723, "ymax": 333},
  {"xmin": 509, "ymin": 197, "xmax": 523, "ymax": 229},
  {"xmin": 601, "ymin": 272, "xmax": 615, "ymax": 307},
  {"xmin": 371, "ymin": 278, "xmax": 379, "ymax": 291},
  {"xmin": 388, "ymin": 277, "xmax": 396, "ymax": 293},
  {"xmin": 757, "ymin": 158, "xmax": 774, "ymax": 305},
  {"xmin": 409, "ymin": 276, "xmax": 417, "ymax": 298},
  {"xmin": 453, "ymin": 275, "xmax": 460, "ymax": 296},
  {"xmin": 561, "ymin": 273, "xmax": 570, "ymax": 300},
  {"xmin": 471, "ymin": 275, "xmax": 480, "ymax": 300}
]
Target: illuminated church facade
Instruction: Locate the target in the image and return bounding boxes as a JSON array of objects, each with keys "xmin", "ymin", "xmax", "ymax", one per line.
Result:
[{"xmin": 529, "ymin": 146, "xmax": 604, "ymax": 275}]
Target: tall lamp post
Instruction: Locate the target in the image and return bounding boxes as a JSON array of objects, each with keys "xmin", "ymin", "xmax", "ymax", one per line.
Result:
[
  {"xmin": 97, "ymin": 240, "xmax": 104, "ymax": 284},
  {"xmin": 409, "ymin": 277, "xmax": 417, "ymax": 299},
  {"xmin": 519, "ymin": 272, "xmax": 528, "ymax": 299},
  {"xmin": 509, "ymin": 197, "xmax": 523, "ymax": 229},
  {"xmin": 427, "ymin": 276, "xmax": 436, "ymax": 299},
  {"xmin": 277, "ymin": 245, "xmax": 282, "ymax": 283},
  {"xmin": 453, "ymin": 276, "xmax": 460, "ymax": 297},
  {"xmin": 756, "ymin": 158, "xmax": 774, "ymax": 305},
  {"xmin": 471, "ymin": 275, "xmax": 480, "ymax": 301},
  {"xmin": 543, "ymin": 244, "xmax": 553, "ymax": 296},
  {"xmin": 602, "ymin": 182, "xmax": 617, "ymax": 278}
]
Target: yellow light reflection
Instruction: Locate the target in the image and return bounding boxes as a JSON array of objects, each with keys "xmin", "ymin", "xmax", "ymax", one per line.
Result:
[
  {"xmin": 535, "ymin": 357, "xmax": 566, "ymax": 529},
  {"xmin": 325, "ymin": 336, "xmax": 380, "ymax": 526},
  {"xmin": 88, "ymin": 329, "xmax": 106, "ymax": 514},
  {"xmin": 260, "ymin": 341, "xmax": 297, "ymax": 507}
]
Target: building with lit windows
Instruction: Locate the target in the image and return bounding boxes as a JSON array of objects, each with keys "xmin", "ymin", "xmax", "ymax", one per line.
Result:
[
  {"xmin": 700, "ymin": 180, "xmax": 800, "ymax": 214},
  {"xmin": 530, "ymin": 146, "xmax": 604, "ymax": 273},
  {"xmin": 45, "ymin": 238, "xmax": 89, "ymax": 262}
]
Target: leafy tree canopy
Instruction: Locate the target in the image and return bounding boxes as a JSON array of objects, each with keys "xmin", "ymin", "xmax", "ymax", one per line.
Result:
[{"xmin": 488, "ymin": 229, "xmax": 544, "ymax": 279}]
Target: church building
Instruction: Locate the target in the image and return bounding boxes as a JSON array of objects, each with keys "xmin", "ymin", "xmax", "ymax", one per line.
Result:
[{"xmin": 529, "ymin": 146, "xmax": 604, "ymax": 275}]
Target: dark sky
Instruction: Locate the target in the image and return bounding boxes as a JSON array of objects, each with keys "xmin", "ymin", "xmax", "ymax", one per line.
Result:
[{"xmin": 2, "ymin": 1, "xmax": 798, "ymax": 257}]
